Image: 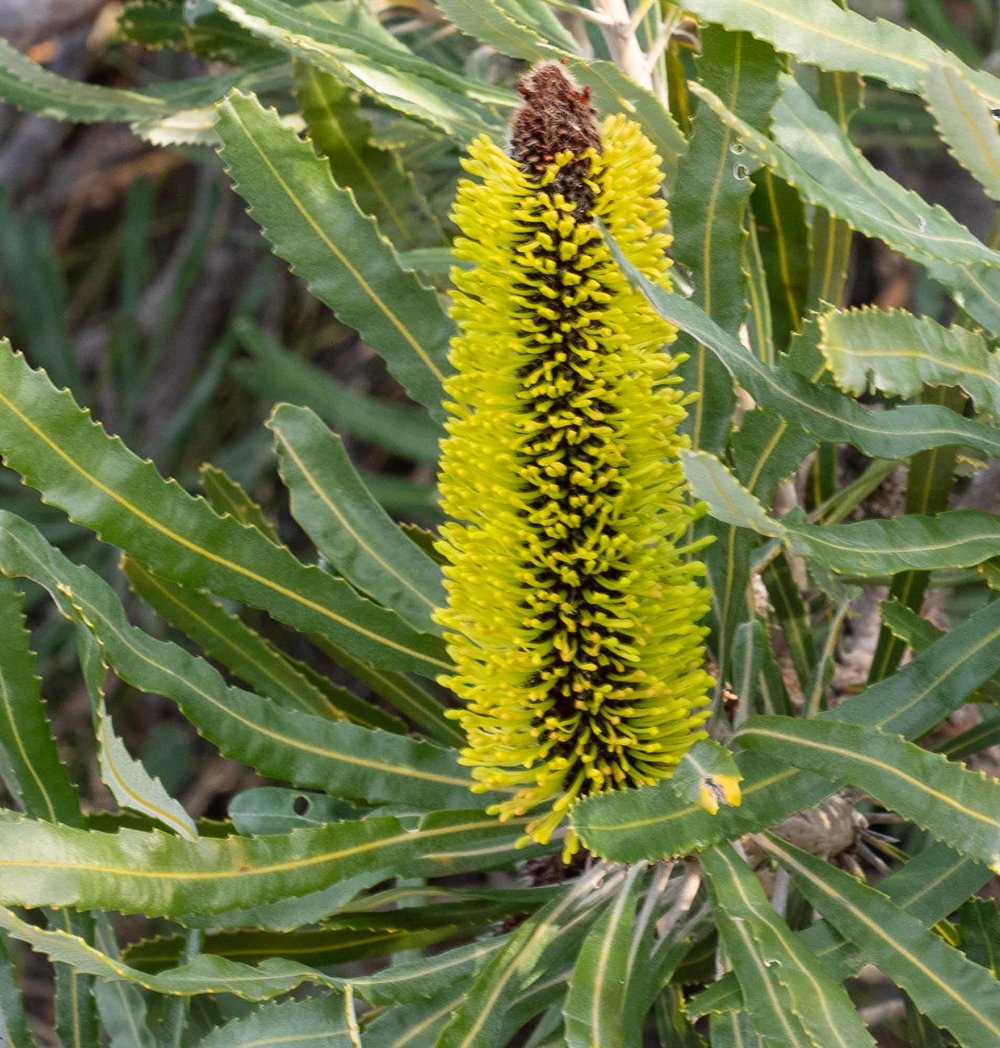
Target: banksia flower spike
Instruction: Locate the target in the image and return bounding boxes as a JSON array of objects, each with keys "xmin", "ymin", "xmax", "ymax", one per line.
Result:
[{"xmin": 436, "ymin": 62, "xmax": 714, "ymax": 854}]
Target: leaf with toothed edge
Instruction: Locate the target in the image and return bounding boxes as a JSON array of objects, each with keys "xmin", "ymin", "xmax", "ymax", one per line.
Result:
[
  {"xmin": 700, "ymin": 844, "xmax": 875, "ymax": 1047},
  {"xmin": 0, "ymin": 512, "xmax": 477, "ymax": 811},
  {"xmin": 215, "ymin": 89, "xmax": 453, "ymax": 423},
  {"xmin": 0, "ymin": 808, "xmax": 554, "ymax": 920},
  {"xmin": 757, "ymin": 834, "xmax": 1000, "ymax": 1048},
  {"xmin": 77, "ymin": 629, "xmax": 198, "ymax": 842},
  {"xmin": 0, "ymin": 340, "xmax": 448, "ymax": 678},
  {"xmin": 736, "ymin": 716, "xmax": 1000, "ymax": 873}
]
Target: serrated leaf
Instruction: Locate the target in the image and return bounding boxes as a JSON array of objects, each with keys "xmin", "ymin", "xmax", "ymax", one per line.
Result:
[
  {"xmin": 738, "ymin": 715, "xmax": 1000, "ymax": 871},
  {"xmin": 690, "ymin": 841, "xmax": 990, "ymax": 1017},
  {"xmin": 606, "ymin": 238, "xmax": 1000, "ymax": 461},
  {"xmin": 682, "ymin": 0, "xmax": 1000, "ymax": 104},
  {"xmin": 216, "ymin": 90, "xmax": 453, "ymax": 424},
  {"xmin": 294, "ymin": 63, "xmax": 443, "ymax": 251},
  {"xmin": 924, "ymin": 63, "xmax": 1000, "ymax": 203},
  {"xmin": 78, "ymin": 630, "xmax": 198, "ymax": 841},
  {"xmin": 0, "ymin": 809, "xmax": 551, "ymax": 919},
  {"xmin": 563, "ymin": 865, "xmax": 644, "ymax": 1048},
  {"xmin": 0, "ymin": 343, "xmax": 448, "ymax": 678},
  {"xmin": 0, "ymin": 513, "xmax": 472, "ymax": 809},
  {"xmin": 122, "ymin": 557, "xmax": 403, "ymax": 730},
  {"xmin": 693, "ymin": 75, "xmax": 1000, "ymax": 269},
  {"xmin": 692, "ymin": 71, "xmax": 1000, "ymax": 335},
  {"xmin": 573, "ymin": 593, "xmax": 1000, "ymax": 861},
  {"xmin": 674, "ymin": 27, "xmax": 780, "ymax": 453},
  {"xmin": 0, "ymin": 927, "xmax": 34, "ymax": 1048},
  {"xmin": 0, "ymin": 579, "xmax": 99, "ymax": 1046},
  {"xmin": 195, "ymin": 995, "xmax": 353, "ymax": 1047},
  {"xmin": 670, "ymin": 740, "xmax": 743, "ymax": 815},
  {"xmin": 118, "ymin": 0, "xmax": 282, "ymax": 65},
  {"xmin": 436, "ymin": 875, "xmax": 605, "ymax": 1048},
  {"xmin": 700, "ymin": 844, "xmax": 875, "ymax": 1047},
  {"xmin": 0, "ymin": 33, "xmax": 281, "ymax": 126},
  {"xmin": 269, "ymin": 404, "xmax": 444, "ymax": 632},
  {"xmin": 435, "ymin": 0, "xmax": 564, "ymax": 60},
  {"xmin": 0, "ymin": 577, "xmax": 80, "ymax": 827},
  {"xmin": 759, "ymin": 833, "xmax": 1000, "ymax": 1048},
  {"xmin": 819, "ymin": 307, "xmax": 1000, "ymax": 414},
  {"xmin": 683, "ymin": 448, "xmax": 1000, "ymax": 576},
  {"xmin": 198, "ymin": 463, "xmax": 277, "ymax": 540},
  {"xmin": 216, "ymin": 0, "xmax": 508, "ymax": 140}
]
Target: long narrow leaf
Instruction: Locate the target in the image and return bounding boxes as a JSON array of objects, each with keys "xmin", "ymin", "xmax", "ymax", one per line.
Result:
[
  {"xmin": 216, "ymin": 90, "xmax": 453, "ymax": 423},
  {"xmin": 0, "ymin": 343, "xmax": 448, "ymax": 678},
  {"xmin": 737, "ymin": 716, "xmax": 1000, "ymax": 872},
  {"xmin": 269, "ymin": 404, "xmax": 444, "ymax": 632},
  {"xmin": 700, "ymin": 845, "xmax": 874, "ymax": 1047},
  {"xmin": 759, "ymin": 833, "xmax": 1000, "ymax": 1047}
]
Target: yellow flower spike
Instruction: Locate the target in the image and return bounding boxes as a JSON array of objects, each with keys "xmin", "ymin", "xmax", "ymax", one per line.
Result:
[{"xmin": 436, "ymin": 62, "xmax": 714, "ymax": 855}]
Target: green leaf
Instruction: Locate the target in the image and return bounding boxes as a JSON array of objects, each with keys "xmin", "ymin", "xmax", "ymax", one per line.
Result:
[
  {"xmin": 752, "ymin": 169, "xmax": 809, "ymax": 350},
  {"xmin": 436, "ymin": 873, "xmax": 606, "ymax": 1048},
  {"xmin": 294, "ymin": 63, "xmax": 443, "ymax": 251},
  {"xmin": 195, "ymin": 996, "xmax": 353, "ymax": 1047},
  {"xmin": 692, "ymin": 72, "xmax": 1000, "ymax": 334},
  {"xmin": 216, "ymin": 90, "xmax": 453, "ymax": 424},
  {"xmin": 78, "ymin": 630, "xmax": 198, "ymax": 841},
  {"xmin": 690, "ymin": 840, "xmax": 989, "ymax": 1017},
  {"xmin": 0, "ymin": 513, "xmax": 472, "ymax": 809},
  {"xmin": 269, "ymin": 404, "xmax": 444, "ymax": 632},
  {"xmin": 819, "ymin": 307, "xmax": 1000, "ymax": 414},
  {"xmin": 563, "ymin": 865, "xmax": 644, "ymax": 1048},
  {"xmin": 682, "ymin": 0, "xmax": 1000, "ymax": 103},
  {"xmin": 0, "ymin": 343, "xmax": 448, "ymax": 678},
  {"xmin": 573, "ymin": 593, "xmax": 1000, "ymax": 861},
  {"xmin": 0, "ymin": 577, "xmax": 81, "ymax": 827},
  {"xmin": 669, "ymin": 740, "xmax": 743, "ymax": 815},
  {"xmin": 956, "ymin": 897, "xmax": 1000, "ymax": 977},
  {"xmin": 0, "ymin": 33, "xmax": 280, "ymax": 126},
  {"xmin": 683, "ymin": 448, "xmax": 1000, "ymax": 576},
  {"xmin": 737, "ymin": 715, "xmax": 1000, "ymax": 872},
  {"xmin": 122, "ymin": 556, "xmax": 404, "ymax": 731},
  {"xmin": 0, "ymin": 927, "xmax": 35, "ymax": 1048},
  {"xmin": 758, "ymin": 833, "xmax": 1000, "ymax": 1047},
  {"xmin": 435, "ymin": 0, "xmax": 564, "ymax": 60},
  {"xmin": 673, "ymin": 26, "xmax": 780, "ymax": 453},
  {"xmin": 216, "ymin": 0, "xmax": 508, "ymax": 140},
  {"xmin": 693, "ymin": 75, "xmax": 1000, "ymax": 269},
  {"xmin": 0, "ymin": 580, "xmax": 99, "ymax": 1046},
  {"xmin": 924, "ymin": 63, "xmax": 1000, "ymax": 203},
  {"xmin": 762, "ymin": 553, "xmax": 818, "ymax": 690},
  {"xmin": 232, "ymin": 322, "xmax": 442, "ymax": 465},
  {"xmin": 228, "ymin": 788, "xmax": 357, "ymax": 836},
  {"xmin": 198, "ymin": 463, "xmax": 278, "ymax": 541},
  {"xmin": 606, "ymin": 240, "xmax": 1000, "ymax": 462},
  {"xmin": 126, "ymin": 922, "xmax": 474, "ymax": 974},
  {"xmin": 700, "ymin": 845, "xmax": 875, "ymax": 1047},
  {"xmin": 732, "ymin": 619, "xmax": 792, "ymax": 717},
  {"xmin": 0, "ymin": 809, "xmax": 549, "ymax": 919}
]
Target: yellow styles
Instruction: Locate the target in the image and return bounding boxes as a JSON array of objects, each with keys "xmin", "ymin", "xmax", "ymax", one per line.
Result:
[{"xmin": 436, "ymin": 63, "xmax": 714, "ymax": 852}]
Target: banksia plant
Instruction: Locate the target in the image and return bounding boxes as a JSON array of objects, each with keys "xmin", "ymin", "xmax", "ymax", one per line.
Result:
[{"xmin": 436, "ymin": 63, "xmax": 714, "ymax": 852}]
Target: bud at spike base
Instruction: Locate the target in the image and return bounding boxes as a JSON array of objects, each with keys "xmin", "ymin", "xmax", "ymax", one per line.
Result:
[{"xmin": 435, "ymin": 62, "xmax": 714, "ymax": 856}]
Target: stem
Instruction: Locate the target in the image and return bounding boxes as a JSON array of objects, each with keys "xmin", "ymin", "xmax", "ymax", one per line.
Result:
[{"xmin": 592, "ymin": 0, "xmax": 653, "ymax": 88}]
